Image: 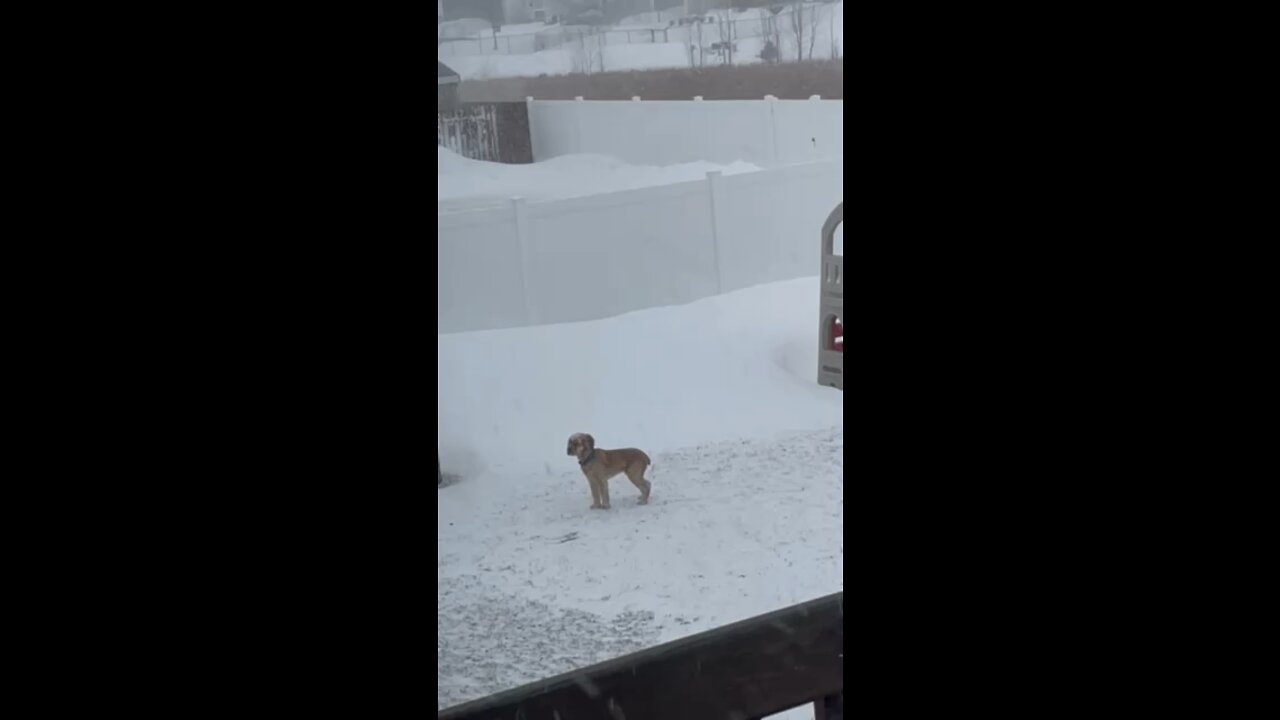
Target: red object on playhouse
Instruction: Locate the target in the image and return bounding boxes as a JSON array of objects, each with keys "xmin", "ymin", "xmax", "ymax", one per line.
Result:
[{"xmin": 818, "ymin": 202, "xmax": 843, "ymax": 390}]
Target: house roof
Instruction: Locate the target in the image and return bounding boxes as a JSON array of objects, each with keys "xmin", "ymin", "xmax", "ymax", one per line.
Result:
[{"xmin": 438, "ymin": 61, "xmax": 460, "ymax": 85}]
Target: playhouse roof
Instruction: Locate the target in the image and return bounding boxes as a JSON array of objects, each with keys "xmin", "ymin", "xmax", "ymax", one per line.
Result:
[{"xmin": 438, "ymin": 61, "xmax": 460, "ymax": 86}]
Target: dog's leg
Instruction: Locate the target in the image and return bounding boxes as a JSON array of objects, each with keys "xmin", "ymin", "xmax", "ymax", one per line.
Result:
[
  {"xmin": 599, "ymin": 477, "xmax": 611, "ymax": 509},
  {"xmin": 625, "ymin": 468, "xmax": 651, "ymax": 505},
  {"xmin": 588, "ymin": 477, "xmax": 603, "ymax": 509}
]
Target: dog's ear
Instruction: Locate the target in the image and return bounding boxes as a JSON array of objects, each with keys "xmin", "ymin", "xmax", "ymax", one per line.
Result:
[{"xmin": 583, "ymin": 433, "xmax": 595, "ymax": 450}]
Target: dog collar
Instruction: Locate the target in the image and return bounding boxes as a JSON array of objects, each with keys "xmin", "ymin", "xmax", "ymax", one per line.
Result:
[{"xmin": 579, "ymin": 449, "xmax": 596, "ymax": 466}]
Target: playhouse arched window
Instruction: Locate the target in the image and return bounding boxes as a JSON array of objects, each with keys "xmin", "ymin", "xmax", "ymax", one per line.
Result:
[{"xmin": 819, "ymin": 203, "xmax": 843, "ymax": 390}]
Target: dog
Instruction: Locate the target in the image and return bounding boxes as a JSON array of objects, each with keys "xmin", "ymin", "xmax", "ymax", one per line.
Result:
[{"xmin": 566, "ymin": 432, "xmax": 651, "ymax": 510}]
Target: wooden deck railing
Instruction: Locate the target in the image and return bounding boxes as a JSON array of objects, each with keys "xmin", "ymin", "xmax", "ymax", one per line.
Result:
[{"xmin": 438, "ymin": 591, "xmax": 844, "ymax": 720}]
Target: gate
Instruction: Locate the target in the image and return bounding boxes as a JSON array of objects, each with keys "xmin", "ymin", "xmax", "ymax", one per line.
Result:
[{"xmin": 437, "ymin": 102, "xmax": 533, "ymax": 164}]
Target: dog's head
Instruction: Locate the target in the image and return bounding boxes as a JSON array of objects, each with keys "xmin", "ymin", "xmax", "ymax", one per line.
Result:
[{"xmin": 566, "ymin": 432, "xmax": 595, "ymax": 458}]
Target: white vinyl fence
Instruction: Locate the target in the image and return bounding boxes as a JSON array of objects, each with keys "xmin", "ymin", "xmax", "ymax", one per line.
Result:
[
  {"xmin": 439, "ymin": 159, "xmax": 841, "ymax": 334},
  {"xmin": 527, "ymin": 97, "xmax": 843, "ymax": 168}
]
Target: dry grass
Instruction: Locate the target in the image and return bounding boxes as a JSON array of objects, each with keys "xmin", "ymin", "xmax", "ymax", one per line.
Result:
[{"xmin": 458, "ymin": 60, "xmax": 844, "ymax": 103}]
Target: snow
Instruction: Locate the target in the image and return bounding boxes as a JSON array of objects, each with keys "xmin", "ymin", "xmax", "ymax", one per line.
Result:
[
  {"xmin": 599, "ymin": 40, "xmax": 692, "ymax": 72},
  {"xmin": 438, "ymin": 17, "xmax": 492, "ymax": 40},
  {"xmin": 439, "ymin": 20, "xmax": 554, "ymax": 39},
  {"xmin": 439, "ymin": 2, "xmax": 843, "ymax": 80},
  {"xmin": 438, "ymin": 146, "xmax": 760, "ymax": 211},
  {"xmin": 438, "ymin": 277, "xmax": 843, "ymax": 714},
  {"xmin": 440, "ymin": 42, "xmax": 692, "ymax": 80},
  {"xmin": 617, "ymin": 8, "xmax": 686, "ymax": 27},
  {"xmin": 487, "ymin": 21, "xmax": 556, "ymax": 37},
  {"xmin": 441, "ymin": 47, "xmax": 574, "ymax": 79}
]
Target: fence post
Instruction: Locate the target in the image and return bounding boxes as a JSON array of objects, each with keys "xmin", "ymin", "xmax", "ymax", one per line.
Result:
[
  {"xmin": 810, "ymin": 94, "xmax": 823, "ymax": 161},
  {"xmin": 525, "ymin": 96, "xmax": 539, "ymax": 161},
  {"xmin": 693, "ymin": 95, "xmax": 711, "ymax": 168},
  {"xmin": 512, "ymin": 197, "xmax": 534, "ymax": 325},
  {"xmin": 765, "ymin": 94, "xmax": 780, "ymax": 167},
  {"xmin": 706, "ymin": 171, "xmax": 726, "ymax": 294},
  {"xmin": 574, "ymin": 96, "xmax": 585, "ymax": 155}
]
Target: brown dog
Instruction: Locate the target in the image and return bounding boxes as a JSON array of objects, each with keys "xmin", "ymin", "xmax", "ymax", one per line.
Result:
[{"xmin": 566, "ymin": 432, "xmax": 651, "ymax": 509}]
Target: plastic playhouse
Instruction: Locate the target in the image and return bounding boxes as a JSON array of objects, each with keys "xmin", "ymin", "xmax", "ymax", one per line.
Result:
[{"xmin": 819, "ymin": 203, "xmax": 843, "ymax": 390}]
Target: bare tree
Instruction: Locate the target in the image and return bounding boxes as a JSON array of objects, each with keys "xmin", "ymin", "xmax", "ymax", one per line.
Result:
[
  {"xmin": 727, "ymin": 15, "xmax": 734, "ymax": 65},
  {"xmin": 763, "ymin": 5, "xmax": 783, "ymax": 63},
  {"xmin": 569, "ymin": 26, "xmax": 607, "ymax": 74},
  {"xmin": 689, "ymin": 18, "xmax": 705, "ymax": 67},
  {"xmin": 714, "ymin": 14, "xmax": 735, "ymax": 65},
  {"xmin": 787, "ymin": 2, "xmax": 824, "ymax": 62},
  {"xmin": 587, "ymin": 29, "xmax": 606, "ymax": 72},
  {"xmin": 759, "ymin": 12, "xmax": 780, "ymax": 64},
  {"xmin": 788, "ymin": 2, "xmax": 805, "ymax": 62},
  {"xmin": 828, "ymin": 4, "xmax": 840, "ymax": 59},
  {"xmin": 806, "ymin": 1, "xmax": 820, "ymax": 60},
  {"xmin": 569, "ymin": 28, "xmax": 590, "ymax": 73},
  {"xmin": 479, "ymin": 0, "xmax": 503, "ymax": 51}
]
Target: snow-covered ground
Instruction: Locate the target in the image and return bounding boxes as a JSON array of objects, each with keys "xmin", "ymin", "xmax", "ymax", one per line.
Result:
[
  {"xmin": 438, "ymin": 146, "xmax": 760, "ymax": 211},
  {"xmin": 439, "ymin": 1, "xmax": 842, "ymax": 80},
  {"xmin": 438, "ymin": 17, "xmax": 494, "ymax": 40},
  {"xmin": 438, "ymin": 277, "xmax": 843, "ymax": 715},
  {"xmin": 440, "ymin": 42, "xmax": 688, "ymax": 80}
]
